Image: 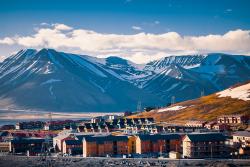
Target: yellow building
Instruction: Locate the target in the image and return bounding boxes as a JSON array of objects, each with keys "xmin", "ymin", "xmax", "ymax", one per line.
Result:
[{"xmin": 127, "ymin": 135, "xmax": 137, "ymax": 154}]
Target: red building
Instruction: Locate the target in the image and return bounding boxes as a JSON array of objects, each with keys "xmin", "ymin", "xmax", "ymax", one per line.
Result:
[
  {"xmin": 83, "ymin": 135, "xmax": 128, "ymax": 157},
  {"xmin": 135, "ymin": 134, "xmax": 182, "ymax": 155}
]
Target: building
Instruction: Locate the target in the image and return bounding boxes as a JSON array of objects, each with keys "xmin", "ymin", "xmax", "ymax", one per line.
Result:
[
  {"xmin": 212, "ymin": 123, "xmax": 230, "ymax": 131},
  {"xmin": 0, "ymin": 131, "xmax": 9, "ymax": 142},
  {"xmin": 102, "ymin": 115, "xmax": 119, "ymax": 121},
  {"xmin": 44, "ymin": 120, "xmax": 75, "ymax": 130},
  {"xmin": 183, "ymin": 133, "xmax": 227, "ymax": 158},
  {"xmin": 239, "ymin": 146, "xmax": 250, "ymax": 156},
  {"xmin": 53, "ymin": 132, "xmax": 77, "ymax": 152},
  {"xmin": 83, "ymin": 135, "xmax": 128, "ymax": 157},
  {"xmin": 0, "ymin": 125, "xmax": 15, "ymax": 130},
  {"xmin": 204, "ymin": 122, "xmax": 216, "ymax": 130},
  {"xmin": 134, "ymin": 134, "xmax": 181, "ymax": 155},
  {"xmin": 62, "ymin": 140, "xmax": 82, "ymax": 155},
  {"xmin": 232, "ymin": 131, "xmax": 250, "ymax": 146},
  {"xmin": 0, "ymin": 142, "xmax": 10, "ymax": 152},
  {"xmin": 169, "ymin": 151, "xmax": 181, "ymax": 159},
  {"xmin": 91, "ymin": 116, "xmax": 104, "ymax": 123},
  {"xmin": 15, "ymin": 121, "xmax": 45, "ymax": 130},
  {"xmin": 10, "ymin": 138, "xmax": 45, "ymax": 155},
  {"xmin": 185, "ymin": 121, "xmax": 207, "ymax": 127},
  {"xmin": 217, "ymin": 114, "xmax": 248, "ymax": 124}
]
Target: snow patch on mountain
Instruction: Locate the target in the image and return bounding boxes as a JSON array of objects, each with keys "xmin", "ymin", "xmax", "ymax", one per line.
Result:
[
  {"xmin": 41, "ymin": 79, "xmax": 62, "ymax": 85},
  {"xmin": 103, "ymin": 68, "xmax": 125, "ymax": 81},
  {"xmin": 89, "ymin": 80, "xmax": 106, "ymax": 93},
  {"xmin": 166, "ymin": 83, "xmax": 179, "ymax": 91},
  {"xmin": 217, "ymin": 83, "xmax": 250, "ymax": 101},
  {"xmin": 65, "ymin": 53, "xmax": 107, "ymax": 78},
  {"xmin": 158, "ymin": 105, "xmax": 187, "ymax": 112}
]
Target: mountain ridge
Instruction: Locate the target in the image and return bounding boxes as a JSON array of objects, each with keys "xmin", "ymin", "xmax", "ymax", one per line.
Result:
[{"xmin": 0, "ymin": 48, "xmax": 250, "ymax": 112}]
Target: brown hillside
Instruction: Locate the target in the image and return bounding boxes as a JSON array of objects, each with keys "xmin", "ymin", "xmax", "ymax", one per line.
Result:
[{"xmin": 129, "ymin": 94, "xmax": 250, "ymax": 124}]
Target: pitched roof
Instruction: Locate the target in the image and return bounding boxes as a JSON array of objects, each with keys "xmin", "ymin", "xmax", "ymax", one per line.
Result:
[
  {"xmin": 75, "ymin": 134, "xmax": 94, "ymax": 141},
  {"xmin": 186, "ymin": 133, "xmax": 226, "ymax": 142},
  {"xmin": 138, "ymin": 134, "xmax": 180, "ymax": 141},
  {"xmin": 11, "ymin": 138, "xmax": 45, "ymax": 144},
  {"xmin": 0, "ymin": 131, "xmax": 8, "ymax": 137},
  {"xmin": 83, "ymin": 135, "xmax": 128, "ymax": 143},
  {"xmin": 64, "ymin": 140, "xmax": 82, "ymax": 145},
  {"xmin": 233, "ymin": 131, "xmax": 250, "ymax": 137}
]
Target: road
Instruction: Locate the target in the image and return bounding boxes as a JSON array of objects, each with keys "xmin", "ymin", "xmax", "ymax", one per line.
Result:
[{"xmin": 0, "ymin": 154, "xmax": 249, "ymax": 167}]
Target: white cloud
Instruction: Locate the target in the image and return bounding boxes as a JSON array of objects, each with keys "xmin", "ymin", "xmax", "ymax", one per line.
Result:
[
  {"xmin": 0, "ymin": 37, "xmax": 15, "ymax": 45},
  {"xmin": 40, "ymin": 22, "xmax": 50, "ymax": 26},
  {"xmin": 0, "ymin": 23, "xmax": 250, "ymax": 64},
  {"xmin": 53, "ymin": 23, "xmax": 73, "ymax": 31},
  {"xmin": 132, "ymin": 26, "xmax": 143, "ymax": 31}
]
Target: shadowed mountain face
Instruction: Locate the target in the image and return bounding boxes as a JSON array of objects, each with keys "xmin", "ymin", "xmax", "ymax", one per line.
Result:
[
  {"xmin": 0, "ymin": 49, "xmax": 163, "ymax": 112},
  {"xmin": 0, "ymin": 49, "xmax": 250, "ymax": 112}
]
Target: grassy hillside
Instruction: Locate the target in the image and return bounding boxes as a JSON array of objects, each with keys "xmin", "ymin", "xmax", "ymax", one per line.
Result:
[{"xmin": 129, "ymin": 94, "xmax": 250, "ymax": 124}]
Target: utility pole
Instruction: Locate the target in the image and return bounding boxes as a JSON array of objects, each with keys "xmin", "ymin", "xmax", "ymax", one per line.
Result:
[
  {"xmin": 171, "ymin": 96, "xmax": 175, "ymax": 105},
  {"xmin": 210, "ymin": 143, "xmax": 213, "ymax": 159},
  {"xmin": 201, "ymin": 89, "xmax": 204, "ymax": 97},
  {"xmin": 48, "ymin": 112, "xmax": 52, "ymax": 135},
  {"xmin": 49, "ymin": 112, "xmax": 52, "ymax": 124},
  {"xmin": 137, "ymin": 100, "xmax": 142, "ymax": 112}
]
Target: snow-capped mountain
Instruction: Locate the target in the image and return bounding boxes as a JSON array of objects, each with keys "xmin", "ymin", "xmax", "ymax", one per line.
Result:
[
  {"xmin": 144, "ymin": 55, "xmax": 205, "ymax": 71},
  {"xmin": 138, "ymin": 53, "xmax": 250, "ymax": 102},
  {"xmin": 191, "ymin": 53, "xmax": 250, "ymax": 89},
  {"xmin": 0, "ymin": 49, "xmax": 163, "ymax": 112},
  {"xmin": 0, "ymin": 49, "xmax": 250, "ymax": 112}
]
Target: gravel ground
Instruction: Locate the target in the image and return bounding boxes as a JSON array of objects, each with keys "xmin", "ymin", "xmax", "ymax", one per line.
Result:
[{"xmin": 0, "ymin": 156, "xmax": 250, "ymax": 167}]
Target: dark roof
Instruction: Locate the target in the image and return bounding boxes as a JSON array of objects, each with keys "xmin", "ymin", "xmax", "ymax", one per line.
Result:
[
  {"xmin": 99, "ymin": 124, "xmax": 106, "ymax": 129},
  {"xmin": 70, "ymin": 125, "xmax": 77, "ymax": 130},
  {"xmin": 83, "ymin": 135, "xmax": 128, "ymax": 143},
  {"xmin": 0, "ymin": 131, "xmax": 8, "ymax": 136},
  {"xmin": 138, "ymin": 134, "xmax": 180, "ymax": 141},
  {"xmin": 11, "ymin": 138, "xmax": 45, "ymax": 144},
  {"xmin": 186, "ymin": 133, "xmax": 226, "ymax": 142},
  {"xmin": 147, "ymin": 118, "xmax": 154, "ymax": 121},
  {"xmin": 75, "ymin": 134, "xmax": 94, "ymax": 141},
  {"xmin": 233, "ymin": 131, "xmax": 250, "ymax": 137},
  {"xmin": 106, "ymin": 124, "xmax": 114, "ymax": 129},
  {"xmin": 65, "ymin": 140, "xmax": 82, "ymax": 145}
]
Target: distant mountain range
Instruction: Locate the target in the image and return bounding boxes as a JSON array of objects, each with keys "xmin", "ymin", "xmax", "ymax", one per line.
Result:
[
  {"xmin": 129, "ymin": 81, "xmax": 250, "ymax": 123},
  {"xmin": 0, "ymin": 48, "xmax": 250, "ymax": 112}
]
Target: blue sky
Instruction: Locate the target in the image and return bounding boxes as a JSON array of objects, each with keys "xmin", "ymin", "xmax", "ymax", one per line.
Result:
[{"xmin": 0, "ymin": 0, "xmax": 250, "ymax": 63}]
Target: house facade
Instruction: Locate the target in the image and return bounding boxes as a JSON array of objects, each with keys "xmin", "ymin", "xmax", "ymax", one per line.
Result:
[
  {"xmin": 217, "ymin": 115, "xmax": 248, "ymax": 124},
  {"xmin": 10, "ymin": 138, "xmax": 45, "ymax": 155},
  {"xmin": 62, "ymin": 140, "xmax": 82, "ymax": 155},
  {"xmin": 134, "ymin": 134, "xmax": 181, "ymax": 155},
  {"xmin": 83, "ymin": 135, "xmax": 128, "ymax": 157},
  {"xmin": 233, "ymin": 131, "xmax": 250, "ymax": 146},
  {"xmin": 183, "ymin": 133, "xmax": 227, "ymax": 158}
]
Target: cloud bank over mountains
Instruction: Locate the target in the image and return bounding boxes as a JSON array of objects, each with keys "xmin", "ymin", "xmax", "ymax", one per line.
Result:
[{"xmin": 0, "ymin": 23, "xmax": 250, "ymax": 63}]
